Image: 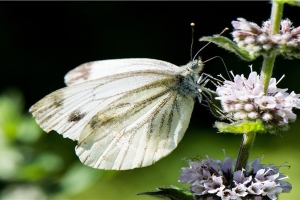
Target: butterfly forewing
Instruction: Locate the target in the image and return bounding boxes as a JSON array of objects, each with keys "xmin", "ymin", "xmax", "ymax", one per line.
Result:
[
  {"xmin": 30, "ymin": 69, "xmax": 177, "ymax": 140},
  {"xmin": 65, "ymin": 58, "xmax": 179, "ymax": 86}
]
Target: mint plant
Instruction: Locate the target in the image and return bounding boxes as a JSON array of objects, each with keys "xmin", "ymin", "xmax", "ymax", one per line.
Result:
[{"xmin": 140, "ymin": 1, "xmax": 300, "ymax": 199}]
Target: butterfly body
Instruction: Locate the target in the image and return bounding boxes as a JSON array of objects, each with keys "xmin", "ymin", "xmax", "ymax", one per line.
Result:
[{"xmin": 30, "ymin": 58, "xmax": 207, "ymax": 170}]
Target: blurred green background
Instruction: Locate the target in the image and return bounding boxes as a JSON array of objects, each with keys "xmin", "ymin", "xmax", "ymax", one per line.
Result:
[{"xmin": 1, "ymin": 2, "xmax": 300, "ymax": 200}]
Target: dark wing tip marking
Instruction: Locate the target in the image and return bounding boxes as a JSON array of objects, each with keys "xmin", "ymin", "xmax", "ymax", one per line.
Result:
[{"xmin": 65, "ymin": 62, "xmax": 93, "ymax": 86}]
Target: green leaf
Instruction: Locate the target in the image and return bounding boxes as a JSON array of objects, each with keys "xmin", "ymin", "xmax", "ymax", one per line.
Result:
[
  {"xmin": 200, "ymin": 36, "xmax": 256, "ymax": 61},
  {"xmin": 214, "ymin": 120, "xmax": 265, "ymax": 134},
  {"xmin": 138, "ymin": 186, "xmax": 193, "ymax": 200},
  {"xmin": 274, "ymin": 0, "xmax": 300, "ymax": 7}
]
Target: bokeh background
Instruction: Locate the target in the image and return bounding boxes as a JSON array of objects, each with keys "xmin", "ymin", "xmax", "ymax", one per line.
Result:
[{"xmin": 1, "ymin": 1, "xmax": 300, "ymax": 200}]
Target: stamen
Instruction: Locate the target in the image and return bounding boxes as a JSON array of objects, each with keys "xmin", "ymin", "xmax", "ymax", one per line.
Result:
[
  {"xmin": 249, "ymin": 65, "xmax": 253, "ymax": 72},
  {"xmin": 277, "ymin": 74, "xmax": 285, "ymax": 84},
  {"xmin": 217, "ymin": 74, "xmax": 227, "ymax": 81}
]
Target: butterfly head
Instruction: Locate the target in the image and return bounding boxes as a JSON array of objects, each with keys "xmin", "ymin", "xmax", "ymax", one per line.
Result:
[{"xmin": 186, "ymin": 59, "xmax": 204, "ymax": 74}]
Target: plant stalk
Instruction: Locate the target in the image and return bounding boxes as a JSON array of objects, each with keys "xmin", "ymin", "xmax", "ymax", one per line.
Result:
[
  {"xmin": 260, "ymin": 1, "xmax": 284, "ymax": 92},
  {"xmin": 235, "ymin": 1, "xmax": 284, "ymax": 171},
  {"xmin": 235, "ymin": 132, "xmax": 256, "ymax": 171}
]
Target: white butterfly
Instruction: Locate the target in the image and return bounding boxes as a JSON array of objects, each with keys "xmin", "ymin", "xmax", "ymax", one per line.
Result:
[{"xmin": 29, "ymin": 58, "xmax": 212, "ymax": 170}]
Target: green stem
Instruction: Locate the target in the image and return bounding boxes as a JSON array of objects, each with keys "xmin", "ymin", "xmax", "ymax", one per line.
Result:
[
  {"xmin": 260, "ymin": 1, "xmax": 284, "ymax": 92},
  {"xmin": 234, "ymin": 132, "xmax": 256, "ymax": 171},
  {"xmin": 260, "ymin": 56, "xmax": 277, "ymax": 93},
  {"xmin": 270, "ymin": 1, "xmax": 284, "ymax": 35},
  {"xmin": 235, "ymin": 1, "xmax": 284, "ymax": 171}
]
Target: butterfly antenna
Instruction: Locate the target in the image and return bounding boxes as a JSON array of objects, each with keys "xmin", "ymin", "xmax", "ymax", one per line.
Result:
[
  {"xmin": 202, "ymin": 56, "xmax": 232, "ymax": 81},
  {"xmin": 190, "ymin": 22, "xmax": 195, "ymax": 61},
  {"xmin": 192, "ymin": 27, "xmax": 229, "ymax": 61}
]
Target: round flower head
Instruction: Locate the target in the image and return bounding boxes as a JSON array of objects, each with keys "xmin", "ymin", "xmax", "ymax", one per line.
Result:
[
  {"xmin": 179, "ymin": 157, "xmax": 291, "ymax": 200},
  {"xmin": 215, "ymin": 69, "xmax": 300, "ymax": 134},
  {"xmin": 232, "ymin": 18, "xmax": 300, "ymax": 59}
]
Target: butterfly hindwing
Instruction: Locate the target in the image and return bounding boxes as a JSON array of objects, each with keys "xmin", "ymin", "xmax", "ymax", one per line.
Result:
[{"xmin": 75, "ymin": 81, "xmax": 194, "ymax": 170}]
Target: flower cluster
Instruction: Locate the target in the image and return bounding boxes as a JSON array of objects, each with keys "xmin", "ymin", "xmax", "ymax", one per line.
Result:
[
  {"xmin": 215, "ymin": 70, "xmax": 300, "ymax": 134},
  {"xmin": 179, "ymin": 157, "xmax": 291, "ymax": 200},
  {"xmin": 232, "ymin": 18, "xmax": 300, "ymax": 58}
]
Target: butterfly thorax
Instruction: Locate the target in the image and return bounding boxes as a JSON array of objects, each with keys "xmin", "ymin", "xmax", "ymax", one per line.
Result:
[{"xmin": 177, "ymin": 60, "xmax": 204, "ymax": 97}]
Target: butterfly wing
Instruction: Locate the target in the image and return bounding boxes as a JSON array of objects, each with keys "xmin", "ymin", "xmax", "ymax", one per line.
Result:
[
  {"xmin": 75, "ymin": 78, "xmax": 195, "ymax": 170},
  {"xmin": 30, "ymin": 59, "xmax": 195, "ymax": 169},
  {"xmin": 65, "ymin": 58, "xmax": 179, "ymax": 86},
  {"xmin": 30, "ymin": 59, "xmax": 179, "ymax": 141}
]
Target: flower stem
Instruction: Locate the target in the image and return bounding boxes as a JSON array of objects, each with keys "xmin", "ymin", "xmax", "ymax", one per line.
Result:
[
  {"xmin": 270, "ymin": 1, "xmax": 284, "ymax": 35},
  {"xmin": 260, "ymin": 56, "xmax": 276, "ymax": 94},
  {"xmin": 235, "ymin": 132, "xmax": 256, "ymax": 171},
  {"xmin": 260, "ymin": 1, "xmax": 284, "ymax": 92},
  {"xmin": 235, "ymin": 1, "xmax": 284, "ymax": 171}
]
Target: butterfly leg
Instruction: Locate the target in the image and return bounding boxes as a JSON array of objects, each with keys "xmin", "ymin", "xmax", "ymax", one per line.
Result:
[{"xmin": 196, "ymin": 74, "xmax": 219, "ymax": 106}]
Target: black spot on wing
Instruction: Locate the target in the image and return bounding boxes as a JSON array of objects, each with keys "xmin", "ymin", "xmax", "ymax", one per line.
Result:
[{"xmin": 68, "ymin": 110, "xmax": 86, "ymax": 122}]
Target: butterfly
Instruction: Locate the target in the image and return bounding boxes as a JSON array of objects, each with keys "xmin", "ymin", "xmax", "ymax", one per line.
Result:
[{"xmin": 29, "ymin": 58, "xmax": 213, "ymax": 170}]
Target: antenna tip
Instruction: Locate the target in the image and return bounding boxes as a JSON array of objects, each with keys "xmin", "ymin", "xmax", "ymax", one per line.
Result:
[
  {"xmin": 190, "ymin": 22, "xmax": 195, "ymax": 27},
  {"xmin": 219, "ymin": 27, "xmax": 230, "ymax": 36}
]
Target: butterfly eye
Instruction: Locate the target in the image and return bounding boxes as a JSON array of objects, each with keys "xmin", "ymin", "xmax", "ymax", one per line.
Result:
[{"xmin": 187, "ymin": 60, "xmax": 204, "ymax": 74}]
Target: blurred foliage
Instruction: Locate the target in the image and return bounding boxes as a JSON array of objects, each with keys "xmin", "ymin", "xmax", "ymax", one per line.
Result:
[{"xmin": 0, "ymin": 89, "xmax": 111, "ymax": 199}]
